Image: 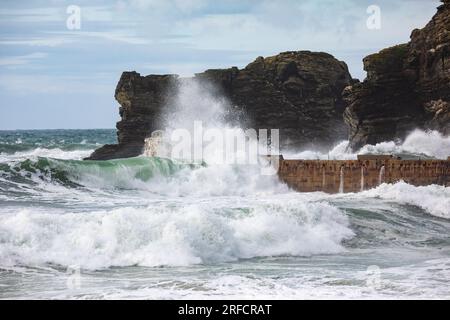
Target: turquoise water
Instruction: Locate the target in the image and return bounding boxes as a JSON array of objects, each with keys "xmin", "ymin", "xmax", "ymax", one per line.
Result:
[{"xmin": 1, "ymin": 129, "xmax": 450, "ymax": 299}]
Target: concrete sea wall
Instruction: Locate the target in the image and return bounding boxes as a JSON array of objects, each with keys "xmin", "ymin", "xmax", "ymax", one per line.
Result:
[{"xmin": 276, "ymin": 155, "xmax": 450, "ymax": 193}]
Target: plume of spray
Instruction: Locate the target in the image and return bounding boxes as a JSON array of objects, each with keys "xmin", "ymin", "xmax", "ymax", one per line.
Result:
[
  {"xmin": 141, "ymin": 77, "xmax": 284, "ymax": 195},
  {"xmin": 146, "ymin": 78, "xmax": 278, "ymax": 171}
]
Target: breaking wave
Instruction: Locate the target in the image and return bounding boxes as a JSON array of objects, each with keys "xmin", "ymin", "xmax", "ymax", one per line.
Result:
[
  {"xmin": 0, "ymin": 156, "xmax": 193, "ymax": 190},
  {"xmin": 0, "ymin": 200, "xmax": 353, "ymax": 269},
  {"xmin": 287, "ymin": 129, "xmax": 450, "ymax": 160},
  {"xmin": 0, "ymin": 127, "xmax": 449, "ymax": 272},
  {"xmin": 359, "ymin": 182, "xmax": 450, "ymax": 219},
  {"xmin": 1, "ymin": 74, "xmax": 450, "ymax": 299}
]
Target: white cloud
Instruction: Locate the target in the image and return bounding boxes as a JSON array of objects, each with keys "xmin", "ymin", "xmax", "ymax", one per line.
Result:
[
  {"xmin": 78, "ymin": 30, "xmax": 149, "ymax": 44},
  {"xmin": 0, "ymin": 0, "xmax": 443, "ymax": 88},
  {"xmin": 0, "ymin": 5, "xmax": 115, "ymax": 23},
  {"xmin": 48, "ymin": 30, "xmax": 150, "ymax": 45},
  {"xmin": 170, "ymin": 0, "xmax": 439, "ymax": 53},
  {"xmin": 0, "ymin": 37, "xmax": 74, "ymax": 47},
  {"xmin": 122, "ymin": 0, "xmax": 206, "ymax": 13},
  {"xmin": 0, "ymin": 74, "xmax": 111, "ymax": 94},
  {"xmin": 0, "ymin": 52, "xmax": 48, "ymax": 67},
  {"xmin": 83, "ymin": 6, "xmax": 115, "ymax": 22},
  {"xmin": 0, "ymin": 7, "xmax": 63, "ymax": 22}
]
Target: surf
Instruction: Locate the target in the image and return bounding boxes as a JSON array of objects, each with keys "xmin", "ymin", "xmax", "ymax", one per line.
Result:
[{"xmin": 0, "ymin": 156, "xmax": 193, "ymax": 191}]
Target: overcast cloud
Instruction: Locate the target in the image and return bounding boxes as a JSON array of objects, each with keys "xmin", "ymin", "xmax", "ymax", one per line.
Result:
[{"xmin": 0, "ymin": 0, "xmax": 441, "ymax": 129}]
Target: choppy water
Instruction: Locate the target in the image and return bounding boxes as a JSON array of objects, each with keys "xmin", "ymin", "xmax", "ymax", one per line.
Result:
[{"xmin": 0, "ymin": 129, "xmax": 450, "ymax": 299}]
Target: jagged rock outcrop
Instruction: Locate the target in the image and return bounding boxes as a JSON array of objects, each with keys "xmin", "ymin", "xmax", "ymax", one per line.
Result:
[
  {"xmin": 86, "ymin": 73, "xmax": 178, "ymax": 160},
  {"xmin": 344, "ymin": 0, "xmax": 450, "ymax": 150},
  {"xmin": 87, "ymin": 51, "xmax": 354, "ymax": 160}
]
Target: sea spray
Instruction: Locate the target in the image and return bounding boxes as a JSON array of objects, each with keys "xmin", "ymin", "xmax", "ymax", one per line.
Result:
[
  {"xmin": 339, "ymin": 166, "xmax": 344, "ymax": 193},
  {"xmin": 286, "ymin": 129, "xmax": 450, "ymax": 160},
  {"xmin": 322, "ymin": 168, "xmax": 326, "ymax": 189},
  {"xmin": 379, "ymin": 165, "xmax": 385, "ymax": 185},
  {"xmin": 152, "ymin": 78, "xmax": 231, "ymax": 162},
  {"xmin": 360, "ymin": 167, "xmax": 365, "ymax": 192},
  {"xmin": 145, "ymin": 78, "xmax": 278, "ymax": 168}
]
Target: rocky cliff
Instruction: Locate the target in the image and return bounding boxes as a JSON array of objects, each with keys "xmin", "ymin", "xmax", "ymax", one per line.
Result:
[
  {"xmin": 344, "ymin": 0, "xmax": 450, "ymax": 150},
  {"xmin": 87, "ymin": 1, "xmax": 450, "ymax": 161},
  {"xmin": 87, "ymin": 51, "xmax": 353, "ymax": 160},
  {"xmin": 87, "ymin": 73, "xmax": 178, "ymax": 160}
]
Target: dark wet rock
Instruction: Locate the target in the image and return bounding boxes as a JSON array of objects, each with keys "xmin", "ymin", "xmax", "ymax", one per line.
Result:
[
  {"xmin": 87, "ymin": 51, "xmax": 353, "ymax": 160},
  {"xmin": 344, "ymin": 0, "xmax": 450, "ymax": 150},
  {"xmin": 85, "ymin": 73, "xmax": 178, "ymax": 160}
]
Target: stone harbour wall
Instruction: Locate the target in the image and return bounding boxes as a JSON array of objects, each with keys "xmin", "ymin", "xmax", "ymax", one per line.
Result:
[{"xmin": 277, "ymin": 156, "xmax": 450, "ymax": 193}]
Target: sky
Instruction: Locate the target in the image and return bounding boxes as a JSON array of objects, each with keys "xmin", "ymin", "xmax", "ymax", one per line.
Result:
[{"xmin": 0, "ymin": 0, "xmax": 442, "ymax": 130}]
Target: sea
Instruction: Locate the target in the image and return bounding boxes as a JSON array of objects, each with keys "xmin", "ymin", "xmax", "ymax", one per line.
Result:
[{"xmin": 0, "ymin": 127, "xmax": 450, "ymax": 299}]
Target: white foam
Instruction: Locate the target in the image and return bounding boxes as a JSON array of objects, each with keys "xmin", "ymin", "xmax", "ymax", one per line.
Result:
[
  {"xmin": 359, "ymin": 182, "xmax": 450, "ymax": 219},
  {"xmin": 359, "ymin": 130, "xmax": 450, "ymax": 159},
  {"xmin": 0, "ymin": 148, "xmax": 93, "ymax": 162},
  {"xmin": 28, "ymin": 257, "xmax": 450, "ymax": 299},
  {"xmin": 148, "ymin": 164, "xmax": 288, "ymax": 197},
  {"xmin": 286, "ymin": 129, "xmax": 450, "ymax": 160},
  {"xmin": 0, "ymin": 198, "xmax": 353, "ymax": 270},
  {"xmin": 286, "ymin": 140, "xmax": 352, "ymax": 160}
]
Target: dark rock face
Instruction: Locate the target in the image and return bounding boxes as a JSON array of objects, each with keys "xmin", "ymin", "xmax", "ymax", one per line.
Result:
[
  {"xmin": 198, "ymin": 51, "xmax": 354, "ymax": 150},
  {"xmin": 87, "ymin": 51, "xmax": 353, "ymax": 160},
  {"xmin": 344, "ymin": 0, "xmax": 450, "ymax": 150},
  {"xmin": 86, "ymin": 73, "xmax": 178, "ymax": 160}
]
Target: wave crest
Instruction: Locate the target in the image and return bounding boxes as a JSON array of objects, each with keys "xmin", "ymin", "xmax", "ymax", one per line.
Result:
[
  {"xmin": 0, "ymin": 201, "xmax": 353, "ymax": 269},
  {"xmin": 0, "ymin": 156, "xmax": 191, "ymax": 190},
  {"xmin": 287, "ymin": 129, "xmax": 450, "ymax": 160}
]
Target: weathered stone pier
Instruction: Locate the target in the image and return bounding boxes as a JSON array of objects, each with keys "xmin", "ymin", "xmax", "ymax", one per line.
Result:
[{"xmin": 276, "ymin": 155, "xmax": 450, "ymax": 193}]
